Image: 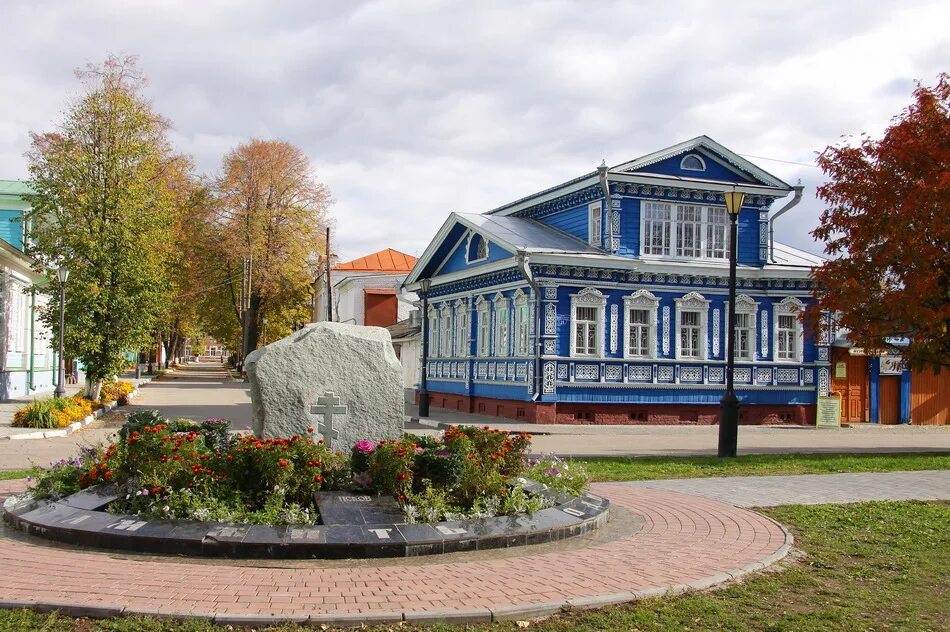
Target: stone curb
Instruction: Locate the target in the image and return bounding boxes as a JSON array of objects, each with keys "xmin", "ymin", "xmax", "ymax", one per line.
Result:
[
  {"xmin": 0, "ymin": 520, "xmax": 793, "ymax": 626},
  {"xmin": 3, "ymin": 378, "xmax": 153, "ymax": 442}
]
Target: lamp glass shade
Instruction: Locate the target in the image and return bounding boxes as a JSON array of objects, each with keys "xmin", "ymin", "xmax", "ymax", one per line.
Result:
[
  {"xmin": 419, "ymin": 278, "xmax": 432, "ymax": 293},
  {"xmin": 56, "ymin": 267, "xmax": 69, "ymax": 283},
  {"xmin": 723, "ymin": 191, "xmax": 746, "ymax": 216}
]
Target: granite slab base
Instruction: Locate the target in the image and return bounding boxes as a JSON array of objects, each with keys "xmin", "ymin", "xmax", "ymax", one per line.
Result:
[{"xmin": 2, "ymin": 482, "xmax": 609, "ymax": 559}]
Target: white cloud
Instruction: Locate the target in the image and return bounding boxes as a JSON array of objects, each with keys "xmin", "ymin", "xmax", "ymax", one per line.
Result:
[{"xmin": 0, "ymin": 0, "xmax": 947, "ymax": 260}]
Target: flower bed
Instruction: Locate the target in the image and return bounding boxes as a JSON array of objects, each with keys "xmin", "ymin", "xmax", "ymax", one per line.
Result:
[
  {"xmin": 12, "ymin": 395, "xmax": 95, "ymax": 429},
  {"xmin": 12, "ymin": 379, "xmax": 136, "ymax": 429},
  {"xmin": 27, "ymin": 414, "xmax": 589, "ymax": 526}
]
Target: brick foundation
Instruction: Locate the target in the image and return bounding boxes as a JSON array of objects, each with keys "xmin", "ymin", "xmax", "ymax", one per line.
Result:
[{"xmin": 418, "ymin": 393, "xmax": 815, "ymax": 426}]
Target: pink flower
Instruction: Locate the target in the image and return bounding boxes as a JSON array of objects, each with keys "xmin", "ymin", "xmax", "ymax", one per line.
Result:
[{"xmin": 353, "ymin": 440, "xmax": 377, "ymax": 454}]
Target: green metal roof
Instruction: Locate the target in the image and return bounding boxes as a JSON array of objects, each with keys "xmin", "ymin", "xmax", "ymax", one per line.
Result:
[{"xmin": 0, "ymin": 180, "xmax": 36, "ymax": 196}]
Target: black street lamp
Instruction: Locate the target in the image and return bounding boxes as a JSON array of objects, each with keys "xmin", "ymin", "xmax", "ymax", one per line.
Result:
[
  {"xmin": 54, "ymin": 266, "xmax": 69, "ymax": 398},
  {"xmin": 418, "ymin": 277, "xmax": 432, "ymax": 418},
  {"xmin": 718, "ymin": 187, "xmax": 746, "ymax": 458}
]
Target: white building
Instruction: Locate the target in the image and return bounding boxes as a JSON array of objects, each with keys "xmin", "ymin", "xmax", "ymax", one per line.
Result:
[
  {"xmin": 0, "ymin": 181, "xmax": 62, "ymax": 400},
  {"xmin": 313, "ymin": 248, "xmax": 418, "ymax": 327}
]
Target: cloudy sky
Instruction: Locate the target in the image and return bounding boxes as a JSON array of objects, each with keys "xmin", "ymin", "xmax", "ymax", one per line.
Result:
[{"xmin": 1, "ymin": 0, "xmax": 947, "ymax": 261}]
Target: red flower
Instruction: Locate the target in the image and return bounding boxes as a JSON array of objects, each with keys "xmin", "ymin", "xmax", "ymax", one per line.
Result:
[
  {"xmin": 104, "ymin": 471, "xmax": 112, "ymax": 480},
  {"xmin": 161, "ymin": 455, "xmax": 168, "ymax": 463},
  {"xmin": 278, "ymin": 459, "xmax": 289, "ymax": 468},
  {"xmin": 398, "ymin": 473, "xmax": 408, "ymax": 480},
  {"xmin": 307, "ymin": 426, "xmax": 314, "ymax": 433},
  {"xmin": 314, "ymin": 475, "xmax": 323, "ymax": 483}
]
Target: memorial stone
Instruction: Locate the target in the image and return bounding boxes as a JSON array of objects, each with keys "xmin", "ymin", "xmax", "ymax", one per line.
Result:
[{"xmin": 246, "ymin": 322, "xmax": 404, "ymax": 446}]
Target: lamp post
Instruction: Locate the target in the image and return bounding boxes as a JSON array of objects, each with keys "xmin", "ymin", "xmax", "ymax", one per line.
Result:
[
  {"xmin": 418, "ymin": 277, "xmax": 432, "ymax": 418},
  {"xmin": 718, "ymin": 187, "xmax": 746, "ymax": 458},
  {"xmin": 54, "ymin": 266, "xmax": 69, "ymax": 398}
]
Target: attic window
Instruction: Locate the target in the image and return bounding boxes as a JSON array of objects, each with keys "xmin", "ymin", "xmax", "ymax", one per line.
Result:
[
  {"xmin": 467, "ymin": 233, "xmax": 489, "ymax": 262},
  {"xmin": 680, "ymin": 154, "xmax": 706, "ymax": 171}
]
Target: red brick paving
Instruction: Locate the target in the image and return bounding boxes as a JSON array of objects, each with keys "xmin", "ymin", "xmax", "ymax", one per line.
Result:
[{"xmin": 0, "ymin": 479, "xmax": 788, "ymax": 619}]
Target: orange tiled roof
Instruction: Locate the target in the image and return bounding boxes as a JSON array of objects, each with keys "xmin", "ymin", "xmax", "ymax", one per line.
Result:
[{"xmin": 334, "ymin": 248, "xmax": 418, "ymax": 273}]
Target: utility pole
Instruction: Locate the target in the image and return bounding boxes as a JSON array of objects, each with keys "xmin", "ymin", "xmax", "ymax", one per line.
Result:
[{"xmin": 325, "ymin": 227, "xmax": 333, "ymax": 322}]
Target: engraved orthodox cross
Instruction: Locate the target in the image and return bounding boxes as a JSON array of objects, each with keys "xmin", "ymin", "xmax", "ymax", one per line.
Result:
[{"xmin": 309, "ymin": 391, "xmax": 347, "ymax": 447}]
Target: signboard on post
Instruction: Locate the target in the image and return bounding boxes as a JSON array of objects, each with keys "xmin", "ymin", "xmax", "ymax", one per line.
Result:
[{"xmin": 816, "ymin": 394, "xmax": 842, "ymax": 428}]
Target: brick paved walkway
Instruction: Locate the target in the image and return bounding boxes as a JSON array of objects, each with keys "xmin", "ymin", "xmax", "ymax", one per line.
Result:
[
  {"xmin": 626, "ymin": 470, "xmax": 950, "ymax": 507},
  {"xmin": 0, "ymin": 479, "xmax": 789, "ymax": 625}
]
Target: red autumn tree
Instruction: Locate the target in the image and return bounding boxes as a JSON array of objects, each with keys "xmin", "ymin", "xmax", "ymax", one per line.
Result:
[{"xmin": 809, "ymin": 74, "xmax": 949, "ymax": 371}]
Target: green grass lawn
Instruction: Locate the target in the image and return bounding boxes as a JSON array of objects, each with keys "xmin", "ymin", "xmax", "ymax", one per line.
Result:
[
  {"xmin": 577, "ymin": 451, "xmax": 950, "ymax": 482},
  {"xmin": 0, "ymin": 469, "xmax": 32, "ymax": 481},
  {"xmin": 1, "ymin": 500, "xmax": 946, "ymax": 631}
]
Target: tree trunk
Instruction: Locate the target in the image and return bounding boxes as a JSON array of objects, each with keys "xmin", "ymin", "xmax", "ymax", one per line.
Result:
[
  {"xmin": 85, "ymin": 377, "xmax": 102, "ymax": 401},
  {"xmin": 244, "ymin": 292, "xmax": 262, "ymax": 357}
]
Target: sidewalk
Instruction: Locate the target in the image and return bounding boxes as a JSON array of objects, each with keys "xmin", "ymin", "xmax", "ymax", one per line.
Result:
[
  {"xmin": 0, "ymin": 373, "xmax": 153, "ymax": 440},
  {"xmin": 411, "ymin": 406, "xmax": 950, "ymax": 456},
  {"xmin": 626, "ymin": 469, "xmax": 950, "ymax": 507}
]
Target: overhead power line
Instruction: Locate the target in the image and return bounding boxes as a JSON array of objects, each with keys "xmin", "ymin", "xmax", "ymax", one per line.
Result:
[{"xmin": 738, "ymin": 153, "xmax": 820, "ymax": 169}]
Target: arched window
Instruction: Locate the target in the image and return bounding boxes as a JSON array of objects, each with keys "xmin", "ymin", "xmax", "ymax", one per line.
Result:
[
  {"xmin": 467, "ymin": 232, "xmax": 489, "ymax": 263},
  {"xmin": 680, "ymin": 154, "xmax": 706, "ymax": 171}
]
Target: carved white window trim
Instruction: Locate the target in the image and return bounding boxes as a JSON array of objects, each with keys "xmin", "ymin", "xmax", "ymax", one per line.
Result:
[
  {"xmin": 725, "ymin": 294, "xmax": 758, "ymax": 362},
  {"xmin": 622, "ymin": 289, "xmax": 659, "ymax": 359},
  {"xmin": 454, "ymin": 299, "xmax": 468, "ymax": 358},
  {"xmin": 492, "ymin": 292, "xmax": 510, "ymax": 357},
  {"xmin": 674, "ymin": 291, "xmax": 710, "ymax": 360},
  {"xmin": 512, "ymin": 289, "xmax": 531, "ymax": 356},
  {"xmin": 774, "ymin": 296, "xmax": 806, "ymax": 363},
  {"xmin": 439, "ymin": 303, "xmax": 453, "ymax": 357},
  {"xmin": 570, "ymin": 287, "xmax": 607, "ymax": 358},
  {"xmin": 588, "ymin": 202, "xmax": 602, "ymax": 248},
  {"xmin": 426, "ymin": 304, "xmax": 439, "ymax": 357},
  {"xmin": 475, "ymin": 296, "xmax": 491, "ymax": 357}
]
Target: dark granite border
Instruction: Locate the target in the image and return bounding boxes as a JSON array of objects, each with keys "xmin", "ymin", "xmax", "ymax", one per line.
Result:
[{"xmin": 2, "ymin": 480, "xmax": 608, "ymax": 559}]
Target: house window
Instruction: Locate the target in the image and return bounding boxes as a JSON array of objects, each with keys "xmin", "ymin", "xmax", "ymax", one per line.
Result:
[
  {"xmin": 493, "ymin": 295, "xmax": 510, "ymax": 356},
  {"xmin": 476, "ymin": 298, "xmax": 491, "ymax": 356},
  {"xmin": 642, "ymin": 202, "xmax": 730, "ymax": 260},
  {"xmin": 570, "ymin": 288, "xmax": 606, "ymax": 358},
  {"xmin": 679, "ymin": 311, "xmax": 701, "ymax": 358},
  {"xmin": 705, "ymin": 207, "xmax": 727, "ymax": 258},
  {"xmin": 735, "ymin": 312, "xmax": 755, "ymax": 360},
  {"xmin": 467, "ymin": 233, "xmax": 489, "ymax": 263},
  {"xmin": 680, "ymin": 154, "xmax": 706, "ymax": 171},
  {"xmin": 675, "ymin": 205, "xmax": 703, "ymax": 257},
  {"xmin": 643, "ymin": 202, "xmax": 672, "ymax": 255},
  {"xmin": 454, "ymin": 302, "xmax": 468, "ymax": 357},
  {"xmin": 728, "ymin": 295, "xmax": 758, "ymax": 361},
  {"xmin": 774, "ymin": 297, "xmax": 805, "ymax": 363},
  {"xmin": 440, "ymin": 307, "xmax": 452, "ymax": 357},
  {"xmin": 513, "ymin": 290, "xmax": 531, "ymax": 356},
  {"xmin": 627, "ymin": 309, "xmax": 650, "ymax": 356},
  {"xmin": 777, "ymin": 315, "xmax": 797, "ymax": 361},
  {"xmin": 427, "ymin": 307, "xmax": 438, "ymax": 355},
  {"xmin": 623, "ymin": 290, "xmax": 659, "ymax": 359},
  {"xmin": 588, "ymin": 203, "xmax": 602, "ymax": 247},
  {"xmin": 574, "ymin": 307, "xmax": 598, "ymax": 356},
  {"xmin": 674, "ymin": 292, "xmax": 709, "ymax": 360}
]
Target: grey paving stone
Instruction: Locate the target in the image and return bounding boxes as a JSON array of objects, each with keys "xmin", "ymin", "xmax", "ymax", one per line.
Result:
[{"xmin": 624, "ymin": 470, "xmax": 950, "ymax": 507}]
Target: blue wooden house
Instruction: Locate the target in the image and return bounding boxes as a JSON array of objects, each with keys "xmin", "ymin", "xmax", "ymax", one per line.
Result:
[{"xmin": 404, "ymin": 137, "xmax": 831, "ymax": 424}]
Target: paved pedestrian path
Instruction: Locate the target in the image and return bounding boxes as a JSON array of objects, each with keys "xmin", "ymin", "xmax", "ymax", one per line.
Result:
[
  {"xmin": 1, "ymin": 468, "xmax": 947, "ymax": 625},
  {"xmin": 0, "ymin": 480, "xmax": 788, "ymax": 625},
  {"xmin": 626, "ymin": 470, "xmax": 950, "ymax": 507}
]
